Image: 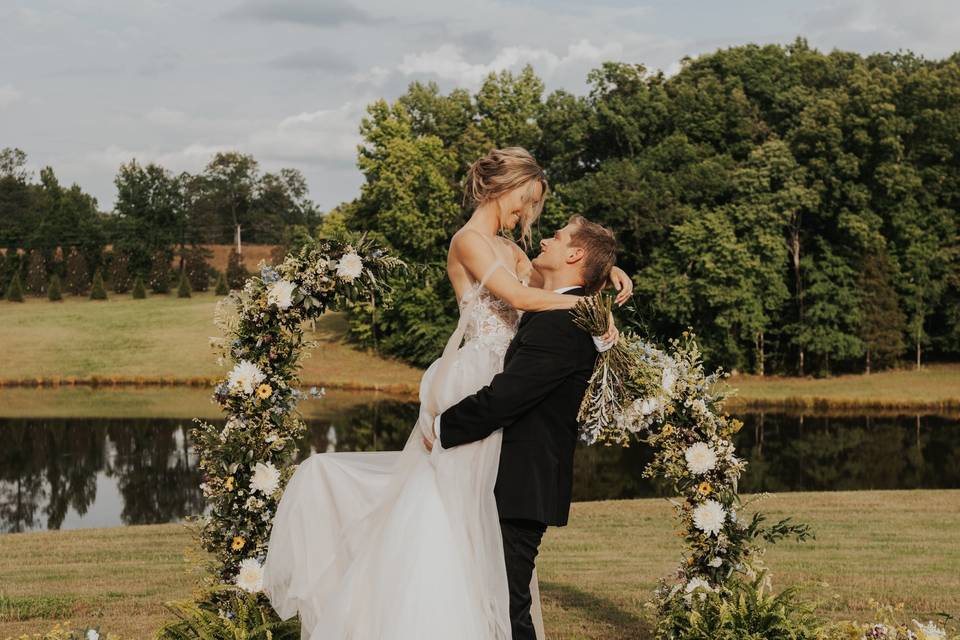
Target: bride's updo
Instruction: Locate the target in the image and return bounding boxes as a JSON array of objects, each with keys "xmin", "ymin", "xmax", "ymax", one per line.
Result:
[{"xmin": 463, "ymin": 147, "xmax": 548, "ymax": 249}]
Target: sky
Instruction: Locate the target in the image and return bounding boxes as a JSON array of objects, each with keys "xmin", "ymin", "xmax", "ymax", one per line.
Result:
[{"xmin": 1, "ymin": 0, "xmax": 959, "ymax": 213}]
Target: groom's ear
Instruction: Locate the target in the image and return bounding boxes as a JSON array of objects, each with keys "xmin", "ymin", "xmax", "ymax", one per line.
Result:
[{"xmin": 566, "ymin": 246, "xmax": 585, "ymax": 265}]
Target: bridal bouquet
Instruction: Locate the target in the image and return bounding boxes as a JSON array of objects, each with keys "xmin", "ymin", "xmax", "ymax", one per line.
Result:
[{"xmin": 572, "ymin": 295, "xmax": 812, "ymax": 623}]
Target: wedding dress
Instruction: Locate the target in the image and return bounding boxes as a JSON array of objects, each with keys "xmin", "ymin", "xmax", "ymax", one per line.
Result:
[{"xmin": 262, "ymin": 253, "xmax": 545, "ymax": 640}]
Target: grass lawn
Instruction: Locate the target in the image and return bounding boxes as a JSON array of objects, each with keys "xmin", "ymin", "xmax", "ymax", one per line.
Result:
[
  {"xmin": 2, "ymin": 293, "xmax": 958, "ymax": 409},
  {"xmin": 0, "ymin": 292, "xmax": 423, "ymax": 392},
  {"xmin": 1, "ymin": 490, "xmax": 957, "ymax": 639}
]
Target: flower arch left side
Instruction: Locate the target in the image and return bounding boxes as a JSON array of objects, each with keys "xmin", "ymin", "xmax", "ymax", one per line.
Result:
[{"xmin": 190, "ymin": 236, "xmax": 403, "ymax": 594}]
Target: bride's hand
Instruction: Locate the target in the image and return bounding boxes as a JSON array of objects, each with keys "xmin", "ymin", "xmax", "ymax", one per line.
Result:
[
  {"xmin": 593, "ymin": 312, "xmax": 620, "ymax": 352},
  {"xmin": 608, "ymin": 267, "xmax": 633, "ymax": 307}
]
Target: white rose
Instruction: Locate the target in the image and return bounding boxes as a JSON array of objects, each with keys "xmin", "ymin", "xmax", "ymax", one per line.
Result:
[
  {"xmin": 336, "ymin": 252, "xmax": 364, "ymax": 282},
  {"xmin": 684, "ymin": 442, "xmax": 718, "ymax": 475},
  {"xmin": 913, "ymin": 620, "xmax": 947, "ymax": 640},
  {"xmin": 692, "ymin": 500, "xmax": 726, "ymax": 536},
  {"xmin": 250, "ymin": 461, "xmax": 280, "ymax": 496},
  {"xmin": 227, "ymin": 360, "xmax": 266, "ymax": 396},
  {"xmin": 86, "ymin": 630, "xmax": 100, "ymax": 640},
  {"xmin": 235, "ymin": 557, "xmax": 264, "ymax": 593},
  {"xmin": 266, "ymin": 279, "xmax": 296, "ymax": 309}
]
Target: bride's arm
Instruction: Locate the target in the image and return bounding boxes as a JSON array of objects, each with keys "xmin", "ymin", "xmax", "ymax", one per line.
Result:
[
  {"xmin": 510, "ymin": 241, "xmax": 633, "ymax": 306},
  {"xmin": 452, "ymin": 232, "xmax": 579, "ymax": 312}
]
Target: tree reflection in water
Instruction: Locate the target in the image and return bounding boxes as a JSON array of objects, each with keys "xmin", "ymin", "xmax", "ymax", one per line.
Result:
[{"xmin": 1, "ymin": 406, "xmax": 957, "ymax": 532}]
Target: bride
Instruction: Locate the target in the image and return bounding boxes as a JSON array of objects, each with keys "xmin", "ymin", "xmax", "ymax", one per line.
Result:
[{"xmin": 262, "ymin": 147, "xmax": 632, "ymax": 639}]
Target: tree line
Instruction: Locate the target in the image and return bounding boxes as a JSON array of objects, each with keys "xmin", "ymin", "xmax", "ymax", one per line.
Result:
[
  {"xmin": 0, "ymin": 149, "xmax": 320, "ymax": 297},
  {"xmin": 335, "ymin": 39, "xmax": 960, "ymax": 376}
]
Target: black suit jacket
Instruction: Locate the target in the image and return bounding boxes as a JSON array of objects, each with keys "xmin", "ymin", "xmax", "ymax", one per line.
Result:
[{"xmin": 438, "ymin": 287, "xmax": 596, "ymax": 526}]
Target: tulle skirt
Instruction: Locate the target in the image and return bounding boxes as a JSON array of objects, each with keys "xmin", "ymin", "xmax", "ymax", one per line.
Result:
[{"xmin": 262, "ymin": 337, "xmax": 542, "ymax": 639}]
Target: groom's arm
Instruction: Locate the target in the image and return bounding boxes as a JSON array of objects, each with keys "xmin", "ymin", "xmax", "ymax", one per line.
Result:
[{"xmin": 438, "ymin": 311, "xmax": 581, "ymax": 449}]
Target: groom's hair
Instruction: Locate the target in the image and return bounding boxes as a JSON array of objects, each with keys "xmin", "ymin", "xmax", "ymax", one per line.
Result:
[{"xmin": 567, "ymin": 214, "xmax": 617, "ymax": 294}]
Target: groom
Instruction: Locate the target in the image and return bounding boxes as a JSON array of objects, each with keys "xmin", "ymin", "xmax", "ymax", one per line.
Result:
[{"xmin": 425, "ymin": 214, "xmax": 618, "ymax": 639}]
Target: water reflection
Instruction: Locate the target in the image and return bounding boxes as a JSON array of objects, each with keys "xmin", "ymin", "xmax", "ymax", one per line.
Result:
[{"xmin": 1, "ymin": 400, "xmax": 957, "ymax": 532}]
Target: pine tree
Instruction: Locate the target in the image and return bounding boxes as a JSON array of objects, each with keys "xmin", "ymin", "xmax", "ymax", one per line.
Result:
[
  {"xmin": 109, "ymin": 249, "xmax": 133, "ymax": 294},
  {"xmin": 48, "ymin": 274, "xmax": 63, "ymax": 301},
  {"xmin": 24, "ymin": 249, "xmax": 47, "ymax": 296},
  {"xmin": 226, "ymin": 248, "xmax": 249, "ymax": 289},
  {"xmin": 177, "ymin": 270, "xmax": 192, "ymax": 298},
  {"xmin": 90, "ymin": 268, "xmax": 108, "ymax": 300},
  {"xmin": 859, "ymin": 252, "xmax": 906, "ymax": 373},
  {"xmin": 65, "ymin": 248, "xmax": 90, "ymax": 296},
  {"xmin": 5, "ymin": 271, "xmax": 24, "ymax": 302},
  {"xmin": 132, "ymin": 275, "xmax": 147, "ymax": 299},
  {"xmin": 148, "ymin": 250, "xmax": 171, "ymax": 294},
  {"xmin": 214, "ymin": 271, "xmax": 229, "ymax": 295}
]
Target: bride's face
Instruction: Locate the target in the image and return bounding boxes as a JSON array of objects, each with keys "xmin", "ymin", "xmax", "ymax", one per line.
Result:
[{"xmin": 496, "ymin": 180, "xmax": 543, "ymax": 232}]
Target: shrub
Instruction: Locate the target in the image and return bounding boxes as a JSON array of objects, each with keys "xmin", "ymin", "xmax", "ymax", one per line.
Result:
[
  {"xmin": 109, "ymin": 249, "xmax": 133, "ymax": 294},
  {"xmin": 214, "ymin": 271, "xmax": 229, "ymax": 295},
  {"xmin": 5, "ymin": 270, "xmax": 24, "ymax": 302},
  {"xmin": 24, "ymin": 248, "xmax": 47, "ymax": 295},
  {"xmin": 1, "ymin": 619, "xmax": 124, "ymax": 640},
  {"xmin": 64, "ymin": 248, "xmax": 89, "ymax": 296},
  {"xmin": 177, "ymin": 270, "xmax": 192, "ymax": 298},
  {"xmin": 226, "ymin": 248, "xmax": 249, "ymax": 289},
  {"xmin": 149, "ymin": 250, "xmax": 172, "ymax": 294},
  {"xmin": 90, "ymin": 268, "xmax": 108, "ymax": 300},
  {"xmin": 48, "ymin": 274, "xmax": 63, "ymax": 301},
  {"xmin": 184, "ymin": 245, "xmax": 213, "ymax": 292},
  {"xmin": 132, "ymin": 275, "xmax": 147, "ymax": 299}
]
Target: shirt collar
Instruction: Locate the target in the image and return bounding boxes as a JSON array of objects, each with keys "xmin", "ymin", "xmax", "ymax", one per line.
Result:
[{"xmin": 553, "ymin": 285, "xmax": 580, "ymax": 294}]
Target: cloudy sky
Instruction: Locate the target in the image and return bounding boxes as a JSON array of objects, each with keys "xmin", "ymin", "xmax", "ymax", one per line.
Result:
[{"xmin": 2, "ymin": 0, "xmax": 958, "ymax": 213}]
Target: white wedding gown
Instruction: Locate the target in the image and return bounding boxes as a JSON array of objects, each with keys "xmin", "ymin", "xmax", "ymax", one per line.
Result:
[{"xmin": 262, "ymin": 259, "xmax": 545, "ymax": 640}]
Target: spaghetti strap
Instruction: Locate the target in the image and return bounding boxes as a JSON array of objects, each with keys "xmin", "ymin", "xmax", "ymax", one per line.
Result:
[{"xmin": 456, "ymin": 228, "xmax": 512, "ymax": 289}]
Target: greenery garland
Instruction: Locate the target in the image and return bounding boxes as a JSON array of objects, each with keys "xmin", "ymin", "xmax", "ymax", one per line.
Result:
[
  {"xmin": 573, "ymin": 295, "xmax": 813, "ymax": 633},
  {"xmin": 189, "ymin": 236, "xmax": 403, "ymax": 596}
]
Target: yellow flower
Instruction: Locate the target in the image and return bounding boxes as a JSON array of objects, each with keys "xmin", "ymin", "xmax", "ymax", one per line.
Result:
[
  {"xmin": 256, "ymin": 383, "xmax": 272, "ymax": 399},
  {"xmin": 661, "ymin": 424, "xmax": 675, "ymax": 437},
  {"xmin": 224, "ymin": 476, "xmax": 235, "ymax": 491},
  {"xmin": 682, "ymin": 331, "xmax": 689, "ymax": 337},
  {"xmin": 687, "ymin": 556, "xmax": 694, "ymax": 565},
  {"xmin": 731, "ymin": 419, "xmax": 744, "ymax": 433},
  {"xmin": 231, "ymin": 536, "xmax": 245, "ymax": 551},
  {"xmin": 698, "ymin": 481, "xmax": 713, "ymax": 495}
]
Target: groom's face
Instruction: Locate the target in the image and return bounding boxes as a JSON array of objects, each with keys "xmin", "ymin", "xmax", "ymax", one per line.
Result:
[{"xmin": 532, "ymin": 223, "xmax": 584, "ymax": 273}]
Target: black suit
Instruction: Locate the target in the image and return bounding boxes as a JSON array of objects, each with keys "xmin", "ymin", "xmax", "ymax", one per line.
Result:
[{"xmin": 438, "ymin": 286, "xmax": 596, "ymax": 639}]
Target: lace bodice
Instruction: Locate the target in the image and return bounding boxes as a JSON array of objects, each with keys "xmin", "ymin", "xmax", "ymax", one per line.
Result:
[{"xmin": 458, "ymin": 279, "xmax": 522, "ymax": 354}]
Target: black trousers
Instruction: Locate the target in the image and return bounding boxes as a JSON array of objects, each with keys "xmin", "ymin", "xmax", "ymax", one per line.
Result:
[{"xmin": 500, "ymin": 518, "xmax": 547, "ymax": 640}]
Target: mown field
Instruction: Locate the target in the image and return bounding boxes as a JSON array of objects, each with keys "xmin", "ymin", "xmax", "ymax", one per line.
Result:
[{"xmin": 1, "ymin": 491, "xmax": 957, "ymax": 639}]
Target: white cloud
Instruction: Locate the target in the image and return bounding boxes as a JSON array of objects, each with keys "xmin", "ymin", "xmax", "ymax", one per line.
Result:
[
  {"xmin": 0, "ymin": 84, "xmax": 22, "ymax": 108},
  {"xmin": 396, "ymin": 39, "xmax": 624, "ymax": 89}
]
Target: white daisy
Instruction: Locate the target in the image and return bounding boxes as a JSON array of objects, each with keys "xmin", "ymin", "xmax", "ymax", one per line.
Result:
[
  {"xmin": 235, "ymin": 557, "xmax": 264, "ymax": 593},
  {"xmin": 227, "ymin": 360, "xmax": 265, "ymax": 396},
  {"xmin": 336, "ymin": 252, "xmax": 364, "ymax": 282},
  {"xmin": 266, "ymin": 279, "xmax": 296, "ymax": 309},
  {"xmin": 684, "ymin": 442, "xmax": 718, "ymax": 475},
  {"xmin": 692, "ymin": 500, "xmax": 726, "ymax": 536},
  {"xmin": 250, "ymin": 461, "xmax": 280, "ymax": 496}
]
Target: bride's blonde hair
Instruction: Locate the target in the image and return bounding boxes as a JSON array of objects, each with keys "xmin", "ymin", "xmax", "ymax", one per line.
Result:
[{"xmin": 463, "ymin": 147, "xmax": 548, "ymax": 249}]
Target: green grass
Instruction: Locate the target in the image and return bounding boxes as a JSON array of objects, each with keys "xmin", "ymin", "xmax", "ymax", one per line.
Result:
[
  {"xmin": 2, "ymin": 293, "xmax": 958, "ymax": 409},
  {"xmin": 0, "ymin": 291, "xmax": 423, "ymax": 392},
  {"xmin": 1, "ymin": 491, "xmax": 957, "ymax": 639}
]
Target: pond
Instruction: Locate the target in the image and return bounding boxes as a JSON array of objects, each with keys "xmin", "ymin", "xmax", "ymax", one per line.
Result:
[{"xmin": 1, "ymin": 389, "xmax": 957, "ymax": 532}]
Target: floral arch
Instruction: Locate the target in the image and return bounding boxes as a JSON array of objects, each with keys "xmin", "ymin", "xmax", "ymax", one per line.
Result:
[{"xmin": 180, "ymin": 238, "xmax": 810, "ymax": 635}]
